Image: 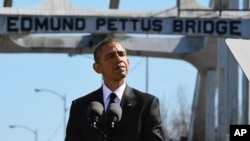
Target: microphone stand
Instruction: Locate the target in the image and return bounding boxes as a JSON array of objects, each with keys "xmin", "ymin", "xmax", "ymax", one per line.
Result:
[
  {"xmin": 90, "ymin": 122, "xmax": 111, "ymax": 141},
  {"xmin": 102, "ymin": 125, "xmax": 114, "ymax": 141},
  {"xmin": 101, "ymin": 132, "xmax": 108, "ymax": 141},
  {"xmin": 101, "ymin": 123, "xmax": 113, "ymax": 141},
  {"xmin": 90, "ymin": 103, "xmax": 121, "ymax": 141}
]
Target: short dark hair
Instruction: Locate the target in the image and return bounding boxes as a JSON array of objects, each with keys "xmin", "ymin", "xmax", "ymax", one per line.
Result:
[{"xmin": 93, "ymin": 38, "xmax": 123, "ymax": 63}]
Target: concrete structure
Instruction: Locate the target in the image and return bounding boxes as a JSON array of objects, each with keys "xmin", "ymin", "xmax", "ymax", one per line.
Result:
[{"xmin": 0, "ymin": 0, "xmax": 249, "ymax": 141}]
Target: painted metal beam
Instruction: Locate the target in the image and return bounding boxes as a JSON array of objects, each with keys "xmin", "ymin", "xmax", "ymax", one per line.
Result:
[{"xmin": 3, "ymin": 0, "xmax": 12, "ymax": 7}]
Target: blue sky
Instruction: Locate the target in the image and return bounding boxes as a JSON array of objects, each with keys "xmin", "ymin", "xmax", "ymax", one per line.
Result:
[{"xmin": 0, "ymin": 0, "xmax": 209, "ymax": 141}]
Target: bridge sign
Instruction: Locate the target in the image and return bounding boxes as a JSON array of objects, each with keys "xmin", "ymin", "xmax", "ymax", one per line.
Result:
[{"xmin": 1, "ymin": 15, "xmax": 249, "ymax": 38}]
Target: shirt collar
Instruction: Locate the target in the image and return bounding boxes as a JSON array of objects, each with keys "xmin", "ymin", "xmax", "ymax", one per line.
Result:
[{"xmin": 103, "ymin": 82, "xmax": 126, "ymax": 101}]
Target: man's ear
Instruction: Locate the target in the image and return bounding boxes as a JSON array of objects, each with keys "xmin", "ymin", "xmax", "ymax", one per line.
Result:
[{"xmin": 93, "ymin": 63, "xmax": 101, "ymax": 74}]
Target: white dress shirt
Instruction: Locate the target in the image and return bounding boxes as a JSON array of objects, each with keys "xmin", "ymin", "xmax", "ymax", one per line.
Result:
[{"xmin": 102, "ymin": 82, "xmax": 126, "ymax": 110}]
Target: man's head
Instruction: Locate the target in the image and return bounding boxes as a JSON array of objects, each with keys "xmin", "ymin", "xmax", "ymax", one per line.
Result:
[{"xmin": 93, "ymin": 39, "xmax": 129, "ymax": 84}]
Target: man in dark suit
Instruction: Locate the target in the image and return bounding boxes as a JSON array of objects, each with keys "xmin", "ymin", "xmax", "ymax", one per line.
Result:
[{"xmin": 65, "ymin": 38, "xmax": 167, "ymax": 141}]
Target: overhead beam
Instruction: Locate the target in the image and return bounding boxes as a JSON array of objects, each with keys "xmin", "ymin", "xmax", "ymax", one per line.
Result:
[
  {"xmin": 210, "ymin": 0, "xmax": 229, "ymax": 9},
  {"xmin": 0, "ymin": 34, "xmax": 205, "ymax": 56},
  {"xmin": 109, "ymin": 0, "xmax": 119, "ymax": 9},
  {"xmin": 3, "ymin": 0, "xmax": 12, "ymax": 7}
]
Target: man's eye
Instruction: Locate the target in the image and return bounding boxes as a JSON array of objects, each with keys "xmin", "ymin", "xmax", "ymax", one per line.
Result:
[
  {"xmin": 107, "ymin": 54, "xmax": 114, "ymax": 58},
  {"xmin": 118, "ymin": 52, "xmax": 125, "ymax": 57}
]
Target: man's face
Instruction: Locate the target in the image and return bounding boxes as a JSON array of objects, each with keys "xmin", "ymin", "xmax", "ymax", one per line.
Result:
[{"xmin": 93, "ymin": 41, "xmax": 129, "ymax": 82}]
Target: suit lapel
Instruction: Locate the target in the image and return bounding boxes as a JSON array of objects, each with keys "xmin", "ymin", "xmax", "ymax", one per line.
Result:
[
  {"xmin": 120, "ymin": 85, "xmax": 136, "ymax": 120},
  {"xmin": 92, "ymin": 87, "xmax": 104, "ymax": 105}
]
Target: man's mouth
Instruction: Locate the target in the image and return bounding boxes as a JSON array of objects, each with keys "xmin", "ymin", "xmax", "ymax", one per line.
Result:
[{"xmin": 114, "ymin": 64, "xmax": 125, "ymax": 70}]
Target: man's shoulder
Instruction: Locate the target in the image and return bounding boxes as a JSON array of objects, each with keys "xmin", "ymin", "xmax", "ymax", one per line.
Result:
[
  {"xmin": 129, "ymin": 87, "xmax": 158, "ymax": 100},
  {"xmin": 73, "ymin": 88, "xmax": 102, "ymax": 103}
]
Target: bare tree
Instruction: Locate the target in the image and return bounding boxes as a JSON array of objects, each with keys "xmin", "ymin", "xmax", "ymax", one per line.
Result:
[
  {"xmin": 158, "ymin": 86, "xmax": 191, "ymax": 140},
  {"xmin": 163, "ymin": 85, "xmax": 192, "ymax": 140},
  {"xmin": 160, "ymin": 102, "xmax": 171, "ymax": 140}
]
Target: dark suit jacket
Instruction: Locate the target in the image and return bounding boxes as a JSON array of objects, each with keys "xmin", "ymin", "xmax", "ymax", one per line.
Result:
[{"xmin": 65, "ymin": 85, "xmax": 166, "ymax": 141}]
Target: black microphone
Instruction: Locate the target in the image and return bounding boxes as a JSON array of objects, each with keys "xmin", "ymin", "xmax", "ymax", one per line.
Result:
[
  {"xmin": 106, "ymin": 103, "xmax": 122, "ymax": 129},
  {"xmin": 87, "ymin": 101, "xmax": 104, "ymax": 130}
]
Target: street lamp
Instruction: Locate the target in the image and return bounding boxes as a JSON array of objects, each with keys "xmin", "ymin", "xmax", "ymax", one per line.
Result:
[
  {"xmin": 9, "ymin": 124, "xmax": 38, "ymax": 141},
  {"xmin": 34, "ymin": 88, "xmax": 67, "ymax": 138}
]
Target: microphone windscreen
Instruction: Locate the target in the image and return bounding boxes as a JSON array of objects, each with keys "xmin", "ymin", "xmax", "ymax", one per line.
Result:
[
  {"xmin": 106, "ymin": 103, "xmax": 122, "ymax": 121},
  {"xmin": 87, "ymin": 101, "xmax": 104, "ymax": 119}
]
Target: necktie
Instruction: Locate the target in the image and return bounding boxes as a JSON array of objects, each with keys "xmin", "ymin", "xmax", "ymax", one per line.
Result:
[{"xmin": 109, "ymin": 93, "xmax": 117, "ymax": 104}]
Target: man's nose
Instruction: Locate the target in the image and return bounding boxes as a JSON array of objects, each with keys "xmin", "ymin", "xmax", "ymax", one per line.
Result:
[{"xmin": 114, "ymin": 53, "xmax": 122, "ymax": 62}]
